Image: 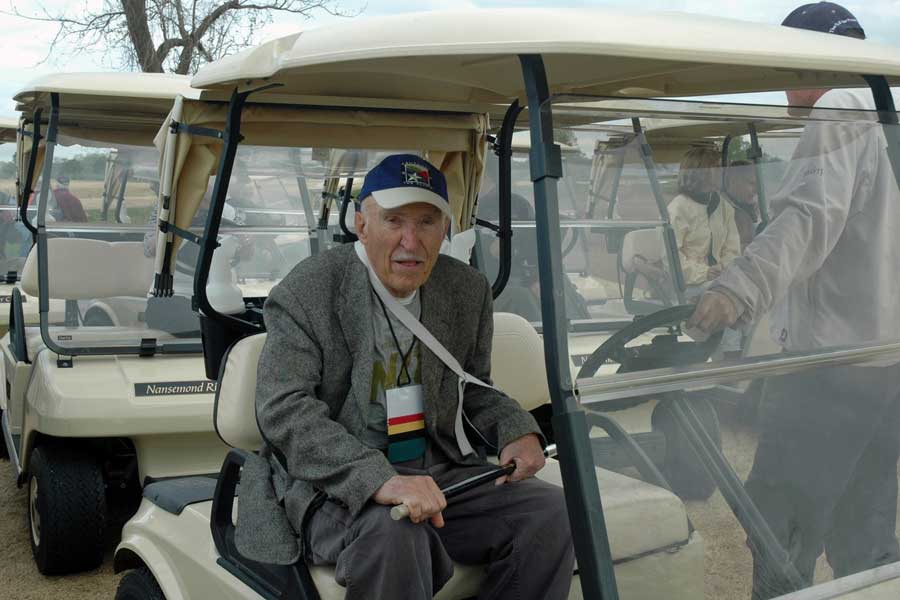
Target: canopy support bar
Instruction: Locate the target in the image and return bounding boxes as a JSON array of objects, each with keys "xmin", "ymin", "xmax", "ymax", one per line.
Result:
[
  {"xmin": 631, "ymin": 118, "xmax": 686, "ymax": 302},
  {"xmin": 18, "ymin": 108, "xmax": 42, "ymax": 240},
  {"xmin": 193, "ymin": 88, "xmax": 252, "ymax": 330},
  {"xmin": 747, "ymin": 123, "xmax": 770, "ymax": 227},
  {"xmin": 519, "ymin": 53, "xmax": 619, "ymax": 600},
  {"xmin": 490, "ymin": 99, "xmax": 522, "ymax": 298},
  {"xmin": 865, "ymin": 76, "xmax": 900, "ymax": 190}
]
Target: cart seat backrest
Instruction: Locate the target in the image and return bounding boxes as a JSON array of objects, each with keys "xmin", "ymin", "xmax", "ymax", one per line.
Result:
[
  {"xmin": 621, "ymin": 229, "xmax": 665, "ymax": 274},
  {"xmin": 21, "ymin": 239, "xmax": 154, "ymax": 300},
  {"xmin": 214, "ymin": 313, "xmax": 549, "ymax": 449}
]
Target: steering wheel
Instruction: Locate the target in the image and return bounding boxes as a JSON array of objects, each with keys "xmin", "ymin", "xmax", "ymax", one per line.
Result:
[{"xmin": 577, "ymin": 305, "xmax": 723, "ymax": 380}]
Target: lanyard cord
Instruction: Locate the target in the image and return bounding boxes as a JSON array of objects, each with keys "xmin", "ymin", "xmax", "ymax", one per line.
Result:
[{"xmin": 375, "ymin": 292, "xmax": 417, "ymax": 387}]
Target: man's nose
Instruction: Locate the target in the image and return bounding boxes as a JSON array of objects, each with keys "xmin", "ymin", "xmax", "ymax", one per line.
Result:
[{"xmin": 399, "ymin": 223, "xmax": 420, "ymax": 249}]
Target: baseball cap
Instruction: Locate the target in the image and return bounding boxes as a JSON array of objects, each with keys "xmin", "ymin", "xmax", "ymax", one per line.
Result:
[
  {"xmin": 357, "ymin": 154, "xmax": 451, "ymax": 219},
  {"xmin": 782, "ymin": 2, "xmax": 866, "ymax": 39}
]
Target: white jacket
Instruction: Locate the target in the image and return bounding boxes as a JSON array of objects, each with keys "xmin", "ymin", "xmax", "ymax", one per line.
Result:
[
  {"xmin": 668, "ymin": 193, "xmax": 741, "ymax": 286},
  {"xmin": 713, "ymin": 88, "xmax": 900, "ymax": 352}
]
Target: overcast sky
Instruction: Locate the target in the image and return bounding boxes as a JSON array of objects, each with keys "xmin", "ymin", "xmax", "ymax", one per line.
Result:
[{"xmin": 1, "ymin": 1, "xmax": 897, "ymax": 120}]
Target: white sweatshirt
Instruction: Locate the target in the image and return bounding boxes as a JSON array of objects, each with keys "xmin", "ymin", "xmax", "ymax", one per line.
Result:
[{"xmin": 713, "ymin": 88, "xmax": 900, "ymax": 353}]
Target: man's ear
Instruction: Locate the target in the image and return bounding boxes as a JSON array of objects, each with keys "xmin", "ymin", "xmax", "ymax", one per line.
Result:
[{"xmin": 354, "ymin": 209, "xmax": 367, "ymax": 242}]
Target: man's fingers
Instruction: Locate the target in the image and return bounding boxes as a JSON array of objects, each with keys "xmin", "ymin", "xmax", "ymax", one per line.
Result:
[{"xmin": 430, "ymin": 512, "xmax": 445, "ymax": 528}]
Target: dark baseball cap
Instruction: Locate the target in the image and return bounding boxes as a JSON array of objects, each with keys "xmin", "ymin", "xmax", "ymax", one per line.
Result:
[
  {"xmin": 782, "ymin": 2, "xmax": 866, "ymax": 39},
  {"xmin": 357, "ymin": 154, "xmax": 451, "ymax": 218}
]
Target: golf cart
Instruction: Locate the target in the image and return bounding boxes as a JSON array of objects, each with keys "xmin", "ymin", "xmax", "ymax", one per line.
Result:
[
  {"xmin": 111, "ymin": 8, "xmax": 900, "ymax": 600},
  {"xmin": 0, "ymin": 72, "xmax": 263, "ymax": 575}
]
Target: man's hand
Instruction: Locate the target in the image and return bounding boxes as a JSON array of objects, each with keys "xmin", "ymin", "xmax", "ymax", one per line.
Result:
[
  {"xmin": 688, "ymin": 290, "xmax": 740, "ymax": 334},
  {"xmin": 373, "ymin": 475, "xmax": 447, "ymax": 527},
  {"xmin": 496, "ymin": 433, "xmax": 545, "ymax": 485}
]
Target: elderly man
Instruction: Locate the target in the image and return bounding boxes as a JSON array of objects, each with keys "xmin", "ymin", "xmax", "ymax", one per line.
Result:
[
  {"xmin": 689, "ymin": 4, "xmax": 900, "ymax": 598},
  {"xmin": 240, "ymin": 154, "xmax": 573, "ymax": 599}
]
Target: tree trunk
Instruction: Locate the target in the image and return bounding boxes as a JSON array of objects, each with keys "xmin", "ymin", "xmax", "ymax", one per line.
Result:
[{"xmin": 121, "ymin": 0, "xmax": 164, "ymax": 72}]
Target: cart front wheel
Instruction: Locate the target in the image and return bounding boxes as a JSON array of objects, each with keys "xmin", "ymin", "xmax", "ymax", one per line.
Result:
[
  {"xmin": 115, "ymin": 566, "xmax": 166, "ymax": 600},
  {"xmin": 27, "ymin": 444, "xmax": 106, "ymax": 574}
]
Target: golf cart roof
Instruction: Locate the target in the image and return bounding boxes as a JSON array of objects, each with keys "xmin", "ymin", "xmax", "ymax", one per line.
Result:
[
  {"xmin": 191, "ymin": 8, "xmax": 900, "ymax": 106},
  {"xmin": 0, "ymin": 117, "xmax": 18, "ymax": 143},
  {"xmin": 14, "ymin": 72, "xmax": 198, "ymax": 115},
  {"xmin": 15, "ymin": 72, "xmax": 197, "ymax": 146}
]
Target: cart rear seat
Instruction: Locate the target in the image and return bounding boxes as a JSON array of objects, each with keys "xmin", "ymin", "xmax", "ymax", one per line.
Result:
[{"xmin": 210, "ymin": 313, "xmax": 693, "ymax": 599}]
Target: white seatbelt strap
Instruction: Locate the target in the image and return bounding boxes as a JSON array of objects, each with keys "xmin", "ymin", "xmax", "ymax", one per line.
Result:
[{"xmin": 355, "ymin": 242, "xmax": 493, "ymax": 457}]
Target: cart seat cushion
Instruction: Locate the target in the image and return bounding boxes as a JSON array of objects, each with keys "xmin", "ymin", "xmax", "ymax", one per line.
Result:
[
  {"xmin": 621, "ymin": 229, "xmax": 664, "ymax": 274},
  {"xmin": 215, "ymin": 314, "xmax": 550, "ymax": 450},
  {"xmin": 21, "ymin": 239, "xmax": 154, "ymax": 300},
  {"xmin": 490, "ymin": 312, "xmax": 550, "ymax": 411}
]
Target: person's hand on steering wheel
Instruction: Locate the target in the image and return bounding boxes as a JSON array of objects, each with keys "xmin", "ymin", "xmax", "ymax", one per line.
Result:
[{"xmin": 688, "ymin": 290, "xmax": 741, "ymax": 335}]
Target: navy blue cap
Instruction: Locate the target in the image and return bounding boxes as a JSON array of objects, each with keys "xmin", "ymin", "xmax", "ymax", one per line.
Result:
[
  {"xmin": 356, "ymin": 154, "xmax": 451, "ymax": 217},
  {"xmin": 782, "ymin": 2, "xmax": 866, "ymax": 38}
]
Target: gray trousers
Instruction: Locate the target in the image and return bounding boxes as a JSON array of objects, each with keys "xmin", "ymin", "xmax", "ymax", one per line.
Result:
[
  {"xmin": 745, "ymin": 364, "xmax": 900, "ymax": 599},
  {"xmin": 304, "ymin": 454, "xmax": 575, "ymax": 600}
]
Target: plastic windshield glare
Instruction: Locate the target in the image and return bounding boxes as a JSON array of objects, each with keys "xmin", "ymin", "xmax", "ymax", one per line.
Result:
[
  {"xmin": 151, "ymin": 98, "xmax": 489, "ymax": 293},
  {"xmin": 506, "ymin": 92, "xmax": 900, "ymax": 598}
]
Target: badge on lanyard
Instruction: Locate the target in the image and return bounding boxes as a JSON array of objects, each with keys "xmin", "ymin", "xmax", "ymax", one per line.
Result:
[{"xmin": 386, "ymin": 384, "xmax": 426, "ymax": 463}]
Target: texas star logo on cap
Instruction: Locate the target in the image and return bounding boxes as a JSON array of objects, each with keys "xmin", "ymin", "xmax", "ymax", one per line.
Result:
[{"xmin": 402, "ymin": 162, "xmax": 433, "ymax": 189}]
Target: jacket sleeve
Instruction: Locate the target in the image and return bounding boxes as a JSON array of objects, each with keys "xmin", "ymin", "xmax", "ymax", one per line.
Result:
[
  {"xmin": 256, "ymin": 283, "xmax": 396, "ymax": 517},
  {"xmin": 669, "ymin": 201, "xmax": 711, "ymax": 285},
  {"xmin": 712, "ymin": 119, "xmax": 870, "ymax": 320},
  {"xmin": 462, "ymin": 275, "xmax": 543, "ymax": 452}
]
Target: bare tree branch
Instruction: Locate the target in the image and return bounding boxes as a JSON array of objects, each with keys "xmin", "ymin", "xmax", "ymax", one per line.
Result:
[{"xmin": 7, "ymin": 0, "xmax": 359, "ymax": 74}]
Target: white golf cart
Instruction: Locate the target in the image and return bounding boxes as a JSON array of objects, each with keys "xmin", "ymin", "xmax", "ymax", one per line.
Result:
[
  {"xmin": 112, "ymin": 8, "xmax": 900, "ymax": 600},
  {"xmin": 0, "ymin": 72, "xmax": 260, "ymax": 575}
]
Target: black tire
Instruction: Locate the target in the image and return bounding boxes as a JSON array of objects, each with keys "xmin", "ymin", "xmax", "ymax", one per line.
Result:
[
  {"xmin": 0, "ymin": 410, "xmax": 8, "ymax": 460},
  {"xmin": 27, "ymin": 444, "xmax": 107, "ymax": 574},
  {"xmin": 115, "ymin": 566, "xmax": 166, "ymax": 600},
  {"xmin": 652, "ymin": 396, "xmax": 721, "ymax": 501}
]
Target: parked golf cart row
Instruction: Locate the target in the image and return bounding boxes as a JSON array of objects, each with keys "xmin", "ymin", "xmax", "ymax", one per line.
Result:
[{"xmin": 0, "ymin": 7, "xmax": 898, "ymax": 600}]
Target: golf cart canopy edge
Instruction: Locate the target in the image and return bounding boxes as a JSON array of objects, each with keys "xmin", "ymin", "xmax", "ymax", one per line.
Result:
[{"xmin": 190, "ymin": 9, "xmax": 900, "ymax": 103}]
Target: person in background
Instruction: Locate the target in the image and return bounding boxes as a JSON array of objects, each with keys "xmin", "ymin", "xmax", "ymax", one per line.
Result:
[
  {"xmin": 723, "ymin": 160, "xmax": 761, "ymax": 251},
  {"xmin": 667, "ymin": 146, "xmax": 741, "ymax": 293},
  {"xmin": 689, "ymin": 4, "xmax": 900, "ymax": 597},
  {"xmin": 51, "ymin": 175, "xmax": 88, "ymax": 222}
]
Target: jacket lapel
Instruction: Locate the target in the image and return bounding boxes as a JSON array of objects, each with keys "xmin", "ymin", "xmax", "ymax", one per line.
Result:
[{"xmin": 336, "ymin": 250, "xmax": 375, "ymax": 428}]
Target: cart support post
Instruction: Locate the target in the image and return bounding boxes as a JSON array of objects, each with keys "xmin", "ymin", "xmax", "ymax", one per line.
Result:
[
  {"xmin": 490, "ymin": 100, "xmax": 522, "ymax": 298},
  {"xmin": 865, "ymin": 76, "xmax": 900, "ymax": 189},
  {"xmin": 194, "ymin": 88, "xmax": 250, "ymax": 320},
  {"xmin": 19, "ymin": 108, "xmax": 42, "ymax": 240},
  {"xmin": 519, "ymin": 53, "xmax": 619, "ymax": 600},
  {"xmin": 747, "ymin": 123, "xmax": 770, "ymax": 227}
]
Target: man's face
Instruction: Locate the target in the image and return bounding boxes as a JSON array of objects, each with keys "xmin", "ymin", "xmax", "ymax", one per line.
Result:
[
  {"xmin": 728, "ymin": 175, "xmax": 757, "ymax": 206},
  {"xmin": 786, "ymin": 89, "xmax": 829, "ymax": 115},
  {"xmin": 356, "ymin": 198, "xmax": 449, "ymax": 297}
]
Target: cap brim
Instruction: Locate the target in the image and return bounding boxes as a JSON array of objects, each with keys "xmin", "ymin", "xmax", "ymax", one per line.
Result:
[{"xmin": 371, "ymin": 187, "xmax": 452, "ymax": 219}]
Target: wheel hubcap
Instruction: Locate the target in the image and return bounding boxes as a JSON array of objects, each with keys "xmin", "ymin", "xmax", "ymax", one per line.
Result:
[{"xmin": 29, "ymin": 476, "xmax": 40, "ymax": 547}]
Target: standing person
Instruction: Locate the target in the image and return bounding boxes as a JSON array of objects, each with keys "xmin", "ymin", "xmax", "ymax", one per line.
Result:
[
  {"xmin": 51, "ymin": 175, "xmax": 88, "ymax": 222},
  {"xmin": 236, "ymin": 154, "xmax": 574, "ymax": 599},
  {"xmin": 723, "ymin": 160, "xmax": 761, "ymax": 252},
  {"xmin": 688, "ymin": 4, "xmax": 900, "ymax": 598},
  {"xmin": 668, "ymin": 146, "xmax": 741, "ymax": 294}
]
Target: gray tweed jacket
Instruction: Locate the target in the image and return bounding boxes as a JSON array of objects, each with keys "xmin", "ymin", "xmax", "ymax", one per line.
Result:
[{"xmin": 235, "ymin": 243, "xmax": 541, "ymax": 565}]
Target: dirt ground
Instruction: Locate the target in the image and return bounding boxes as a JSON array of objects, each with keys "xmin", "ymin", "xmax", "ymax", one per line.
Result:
[{"xmin": 0, "ymin": 422, "xmax": 898, "ymax": 599}]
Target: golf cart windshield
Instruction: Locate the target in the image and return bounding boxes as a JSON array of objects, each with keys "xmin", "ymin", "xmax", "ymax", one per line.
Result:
[
  {"xmin": 0, "ymin": 120, "xmax": 22, "ymax": 274},
  {"xmin": 511, "ymin": 93, "xmax": 900, "ymax": 598},
  {"xmin": 32, "ymin": 133, "xmax": 203, "ymax": 351}
]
